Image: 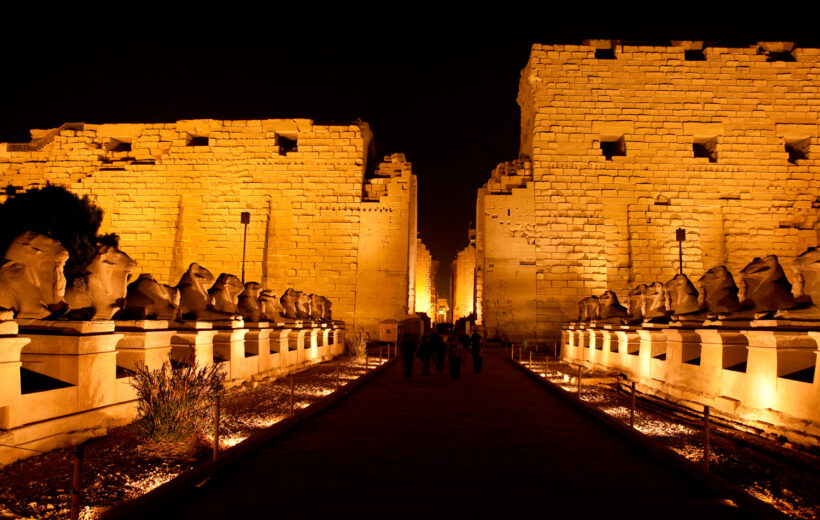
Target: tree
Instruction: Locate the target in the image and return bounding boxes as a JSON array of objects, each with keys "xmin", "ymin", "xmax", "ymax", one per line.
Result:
[{"xmin": 0, "ymin": 184, "xmax": 119, "ymax": 278}]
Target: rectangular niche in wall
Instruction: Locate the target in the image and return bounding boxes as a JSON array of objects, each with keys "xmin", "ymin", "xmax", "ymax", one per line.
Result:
[
  {"xmin": 600, "ymin": 136, "xmax": 626, "ymax": 160},
  {"xmin": 277, "ymin": 134, "xmax": 298, "ymax": 155},
  {"xmin": 785, "ymin": 138, "xmax": 810, "ymax": 164},
  {"xmin": 186, "ymin": 134, "xmax": 209, "ymax": 147},
  {"xmin": 693, "ymin": 137, "xmax": 718, "ymax": 163}
]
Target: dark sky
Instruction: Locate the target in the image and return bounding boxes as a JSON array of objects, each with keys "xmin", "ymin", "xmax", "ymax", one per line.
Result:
[{"xmin": 1, "ymin": 8, "xmax": 817, "ymax": 298}]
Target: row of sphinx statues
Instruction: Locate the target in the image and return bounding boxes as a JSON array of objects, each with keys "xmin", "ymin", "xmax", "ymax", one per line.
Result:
[
  {"xmin": 576, "ymin": 248, "xmax": 820, "ymax": 324},
  {"xmin": 0, "ymin": 231, "xmax": 334, "ymax": 323}
]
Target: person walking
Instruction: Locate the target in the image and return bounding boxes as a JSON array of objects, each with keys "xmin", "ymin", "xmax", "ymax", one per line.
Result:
[
  {"xmin": 432, "ymin": 331, "xmax": 446, "ymax": 373},
  {"xmin": 447, "ymin": 334, "xmax": 463, "ymax": 379},
  {"xmin": 470, "ymin": 330, "xmax": 484, "ymax": 373},
  {"xmin": 401, "ymin": 333, "xmax": 417, "ymax": 378},
  {"xmin": 418, "ymin": 333, "xmax": 433, "ymax": 376}
]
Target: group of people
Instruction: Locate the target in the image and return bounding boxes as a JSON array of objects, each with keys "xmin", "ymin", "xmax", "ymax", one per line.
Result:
[{"xmin": 401, "ymin": 328, "xmax": 485, "ymax": 379}]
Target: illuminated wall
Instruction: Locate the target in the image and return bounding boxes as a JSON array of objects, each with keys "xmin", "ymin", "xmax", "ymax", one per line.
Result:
[
  {"xmin": 0, "ymin": 120, "xmax": 417, "ymax": 335},
  {"xmin": 513, "ymin": 40, "xmax": 820, "ymax": 340},
  {"xmin": 414, "ymin": 239, "xmax": 434, "ymax": 318},
  {"xmin": 451, "ymin": 233, "xmax": 476, "ymax": 322}
]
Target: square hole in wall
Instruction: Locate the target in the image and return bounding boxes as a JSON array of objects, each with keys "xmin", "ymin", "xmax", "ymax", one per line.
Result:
[
  {"xmin": 765, "ymin": 50, "xmax": 796, "ymax": 62},
  {"xmin": 693, "ymin": 137, "xmax": 718, "ymax": 162},
  {"xmin": 595, "ymin": 48, "xmax": 616, "ymax": 60},
  {"xmin": 186, "ymin": 135, "xmax": 209, "ymax": 147},
  {"xmin": 600, "ymin": 136, "xmax": 626, "ymax": 160},
  {"xmin": 277, "ymin": 134, "xmax": 298, "ymax": 155},
  {"xmin": 785, "ymin": 138, "xmax": 810, "ymax": 164},
  {"xmin": 106, "ymin": 138, "xmax": 132, "ymax": 153},
  {"xmin": 684, "ymin": 49, "xmax": 706, "ymax": 61}
]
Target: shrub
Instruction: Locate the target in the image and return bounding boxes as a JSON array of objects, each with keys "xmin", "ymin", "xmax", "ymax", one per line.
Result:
[
  {"xmin": 345, "ymin": 335, "xmax": 368, "ymax": 359},
  {"xmin": 130, "ymin": 361, "xmax": 225, "ymax": 443}
]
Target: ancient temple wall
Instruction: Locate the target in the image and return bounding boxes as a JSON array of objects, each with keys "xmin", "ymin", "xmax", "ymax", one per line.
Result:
[
  {"xmin": 477, "ymin": 181, "xmax": 536, "ymax": 341},
  {"xmin": 0, "ymin": 120, "xmax": 416, "ymax": 333},
  {"xmin": 452, "ymin": 243, "xmax": 476, "ymax": 322},
  {"xmin": 354, "ymin": 154, "xmax": 417, "ymax": 334},
  {"xmin": 520, "ymin": 42, "xmax": 820, "ymax": 340},
  {"xmin": 414, "ymin": 239, "xmax": 434, "ymax": 318}
]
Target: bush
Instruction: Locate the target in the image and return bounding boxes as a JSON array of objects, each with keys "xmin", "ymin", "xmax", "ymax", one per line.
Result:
[
  {"xmin": 345, "ymin": 336, "xmax": 368, "ymax": 359},
  {"xmin": 0, "ymin": 184, "xmax": 119, "ymax": 278},
  {"xmin": 130, "ymin": 361, "xmax": 225, "ymax": 443}
]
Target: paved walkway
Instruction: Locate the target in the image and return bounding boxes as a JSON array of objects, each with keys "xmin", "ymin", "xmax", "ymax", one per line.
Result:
[{"xmin": 161, "ymin": 349, "xmax": 749, "ymax": 519}]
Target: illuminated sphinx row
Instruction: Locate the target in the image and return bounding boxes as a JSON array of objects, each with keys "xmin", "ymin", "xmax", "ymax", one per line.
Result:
[
  {"xmin": 576, "ymin": 248, "xmax": 820, "ymax": 324},
  {"xmin": 0, "ymin": 231, "xmax": 333, "ymax": 323}
]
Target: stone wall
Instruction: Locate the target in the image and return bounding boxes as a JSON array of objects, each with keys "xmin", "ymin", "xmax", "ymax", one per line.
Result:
[
  {"xmin": 414, "ymin": 239, "xmax": 435, "ymax": 318},
  {"xmin": 475, "ymin": 159, "xmax": 536, "ymax": 341},
  {"xmin": 514, "ymin": 41, "xmax": 820, "ymax": 341},
  {"xmin": 451, "ymin": 232, "xmax": 476, "ymax": 322},
  {"xmin": 0, "ymin": 120, "xmax": 417, "ymax": 334}
]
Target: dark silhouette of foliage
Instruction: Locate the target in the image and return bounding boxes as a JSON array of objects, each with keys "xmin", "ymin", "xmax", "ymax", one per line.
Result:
[{"xmin": 0, "ymin": 184, "xmax": 119, "ymax": 278}]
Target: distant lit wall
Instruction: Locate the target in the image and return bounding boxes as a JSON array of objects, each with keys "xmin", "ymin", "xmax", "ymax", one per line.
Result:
[
  {"xmin": 414, "ymin": 239, "xmax": 434, "ymax": 318},
  {"xmin": 452, "ymin": 239, "xmax": 476, "ymax": 322},
  {"xmin": 0, "ymin": 120, "xmax": 417, "ymax": 335}
]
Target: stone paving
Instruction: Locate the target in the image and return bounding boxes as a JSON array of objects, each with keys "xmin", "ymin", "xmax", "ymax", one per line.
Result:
[{"xmin": 159, "ymin": 348, "xmax": 752, "ymax": 519}]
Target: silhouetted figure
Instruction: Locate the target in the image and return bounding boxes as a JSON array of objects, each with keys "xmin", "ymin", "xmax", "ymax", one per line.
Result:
[
  {"xmin": 432, "ymin": 331, "xmax": 446, "ymax": 373},
  {"xmin": 401, "ymin": 334, "xmax": 417, "ymax": 378},
  {"xmin": 448, "ymin": 335, "xmax": 463, "ymax": 379},
  {"xmin": 471, "ymin": 331, "xmax": 484, "ymax": 373},
  {"xmin": 418, "ymin": 333, "xmax": 433, "ymax": 376}
]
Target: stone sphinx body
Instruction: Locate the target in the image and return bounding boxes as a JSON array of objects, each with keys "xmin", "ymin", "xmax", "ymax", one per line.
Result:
[
  {"xmin": 237, "ymin": 282, "xmax": 263, "ymax": 322},
  {"xmin": 732, "ymin": 255, "xmax": 797, "ymax": 318},
  {"xmin": 296, "ymin": 291, "xmax": 312, "ymax": 319},
  {"xmin": 120, "ymin": 273, "xmax": 180, "ymax": 320},
  {"xmin": 0, "ymin": 231, "xmax": 69, "ymax": 319},
  {"xmin": 776, "ymin": 247, "xmax": 820, "ymax": 319},
  {"xmin": 260, "ymin": 290, "xmax": 287, "ymax": 322},
  {"xmin": 208, "ymin": 273, "xmax": 244, "ymax": 315},
  {"xmin": 280, "ymin": 289, "xmax": 302, "ymax": 319},
  {"xmin": 577, "ymin": 296, "xmax": 599, "ymax": 322},
  {"xmin": 697, "ymin": 266, "xmax": 741, "ymax": 318},
  {"xmin": 597, "ymin": 291, "xmax": 627, "ymax": 320},
  {"xmin": 309, "ymin": 294, "xmax": 326, "ymax": 321},
  {"xmin": 321, "ymin": 296, "xmax": 332, "ymax": 321},
  {"xmin": 176, "ymin": 263, "xmax": 240, "ymax": 321},
  {"xmin": 642, "ymin": 282, "xmax": 668, "ymax": 322},
  {"xmin": 664, "ymin": 273, "xmax": 701, "ymax": 317},
  {"xmin": 65, "ymin": 245, "xmax": 137, "ymax": 320},
  {"xmin": 623, "ymin": 284, "xmax": 647, "ymax": 324}
]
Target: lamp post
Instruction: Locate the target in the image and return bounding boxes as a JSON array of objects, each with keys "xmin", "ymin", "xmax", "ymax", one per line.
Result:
[
  {"xmin": 676, "ymin": 228, "xmax": 686, "ymax": 275},
  {"xmin": 241, "ymin": 211, "xmax": 250, "ymax": 283}
]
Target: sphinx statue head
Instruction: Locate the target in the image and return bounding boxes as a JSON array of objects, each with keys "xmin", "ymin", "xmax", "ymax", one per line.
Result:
[
  {"xmin": 119, "ymin": 273, "xmax": 180, "ymax": 320},
  {"xmin": 237, "ymin": 282, "xmax": 263, "ymax": 322},
  {"xmin": 321, "ymin": 296, "xmax": 333, "ymax": 321},
  {"xmin": 65, "ymin": 245, "xmax": 137, "ymax": 320},
  {"xmin": 598, "ymin": 291, "xmax": 627, "ymax": 319},
  {"xmin": 280, "ymin": 288, "xmax": 301, "ymax": 319},
  {"xmin": 175, "ymin": 263, "xmax": 216, "ymax": 320},
  {"xmin": 296, "ymin": 291, "xmax": 312, "ymax": 319},
  {"xmin": 664, "ymin": 273, "xmax": 701, "ymax": 316},
  {"xmin": 577, "ymin": 296, "xmax": 599, "ymax": 322},
  {"xmin": 697, "ymin": 266, "xmax": 741, "ymax": 317},
  {"xmin": 774, "ymin": 248, "xmax": 820, "ymax": 320},
  {"xmin": 736, "ymin": 255, "xmax": 796, "ymax": 316},
  {"xmin": 625, "ymin": 284, "xmax": 647, "ymax": 322},
  {"xmin": 309, "ymin": 294, "xmax": 325, "ymax": 320},
  {"xmin": 208, "ymin": 273, "xmax": 244, "ymax": 315},
  {"xmin": 260, "ymin": 289, "xmax": 287, "ymax": 321},
  {"xmin": 0, "ymin": 231, "xmax": 69, "ymax": 319},
  {"xmin": 642, "ymin": 282, "xmax": 668, "ymax": 321}
]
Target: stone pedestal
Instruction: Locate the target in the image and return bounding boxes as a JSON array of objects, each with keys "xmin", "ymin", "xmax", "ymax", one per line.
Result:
[
  {"xmin": 245, "ymin": 323, "xmax": 278, "ymax": 374},
  {"xmin": 0, "ymin": 322, "xmax": 30, "ymax": 429},
  {"xmin": 213, "ymin": 326, "xmax": 251, "ymax": 381},
  {"xmin": 170, "ymin": 322, "xmax": 218, "ymax": 368},
  {"xmin": 114, "ymin": 320, "xmax": 175, "ymax": 371},
  {"xmin": 17, "ymin": 320, "xmax": 123, "ymax": 413}
]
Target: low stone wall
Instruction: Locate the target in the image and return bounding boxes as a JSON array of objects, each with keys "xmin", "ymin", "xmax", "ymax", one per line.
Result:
[
  {"xmin": 0, "ymin": 319, "xmax": 345, "ymax": 465},
  {"xmin": 562, "ymin": 321, "xmax": 820, "ymax": 448}
]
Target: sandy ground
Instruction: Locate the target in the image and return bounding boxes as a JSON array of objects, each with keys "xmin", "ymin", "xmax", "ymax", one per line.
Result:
[{"xmin": 0, "ymin": 355, "xmax": 383, "ymax": 520}]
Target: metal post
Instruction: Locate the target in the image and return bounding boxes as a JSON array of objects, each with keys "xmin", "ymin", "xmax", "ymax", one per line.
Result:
[
  {"xmin": 70, "ymin": 444, "xmax": 83, "ymax": 520},
  {"xmin": 577, "ymin": 365, "xmax": 582, "ymax": 400},
  {"xmin": 518, "ymin": 344, "xmax": 522, "ymax": 361},
  {"xmin": 289, "ymin": 375, "xmax": 294, "ymax": 416},
  {"xmin": 630, "ymin": 382, "xmax": 636, "ymax": 428},
  {"xmin": 545, "ymin": 354, "xmax": 549, "ymax": 376},
  {"xmin": 336, "ymin": 360, "xmax": 340, "ymax": 388},
  {"xmin": 703, "ymin": 406, "xmax": 711, "ymax": 471},
  {"xmin": 554, "ymin": 340, "xmax": 558, "ymax": 360},
  {"xmin": 529, "ymin": 350, "xmax": 532, "ymax": 368},
  {"xmin": 212, "ymin": 395, "xmax": 220, "ymax": 462},
  {"xmin": 676, "ymin": 227, "xmax": 686, "ymax": 275},
  {"xmin": 380, "ymin": 346, "xmax": 383, "ymax": 363}
]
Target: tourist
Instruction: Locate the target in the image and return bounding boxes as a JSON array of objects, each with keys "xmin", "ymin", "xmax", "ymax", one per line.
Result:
[
  {"xmin": 418, "ymin": 333, "xmax": 433, "ymax": 376},
  {"xmin": 471, "ymin": 330, "xmax": 484, "ymax": 373},
  {"xmin": 447, "ymin": 334, "xmax": 463, "ymax": 378},
  {"xmin": 432, "ymin": 331, "xmax": 446, "ymax": 373},
  {"xmin": 401, "ymin": 334, "xmax": 417, "ymax": 378}
]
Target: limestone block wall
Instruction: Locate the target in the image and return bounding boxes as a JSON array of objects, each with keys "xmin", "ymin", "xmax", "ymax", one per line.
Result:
[
  {"xmin": 451, "ymin": 238, "xmax": 476, "ymax": 322},
  {"xmin": 414, "ymin": 239, "xmax": 434, "ymax": 318},
  {"xmin": 475, "ymin": 159, "xmax": 536, "ymax": 341},
  {"xmin": 518, "ymin": 41, "xmax": 820, "ymax": 341},
  {"xmin": 0, "ymin": 120, "xmax": 417, "ymax": 334}
]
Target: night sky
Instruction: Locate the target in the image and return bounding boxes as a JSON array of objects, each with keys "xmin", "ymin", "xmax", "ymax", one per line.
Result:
[{"xmin": 1, "ymin": 8, "xmax": 816, "ymax": 298}]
